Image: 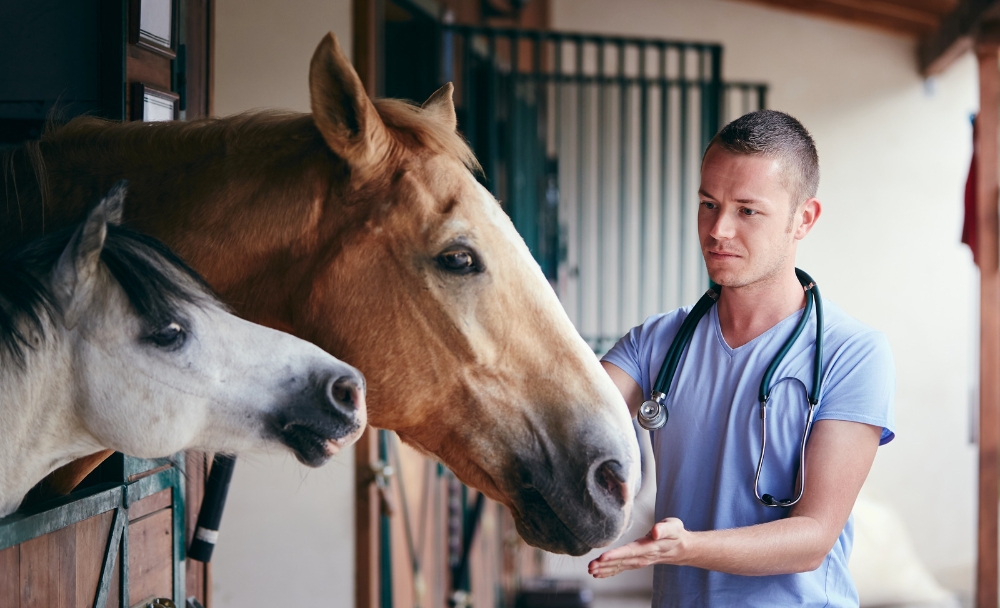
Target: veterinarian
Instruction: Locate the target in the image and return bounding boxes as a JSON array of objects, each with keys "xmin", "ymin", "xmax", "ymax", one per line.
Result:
[{"xmin": 589, "ymin": 110, "xmax": 895, "ymax": 607}]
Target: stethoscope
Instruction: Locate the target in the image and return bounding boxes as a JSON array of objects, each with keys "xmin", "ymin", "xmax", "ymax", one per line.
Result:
[{"xmin": 637, "ymin": 268, "xmax": 825, "ymax": 508}]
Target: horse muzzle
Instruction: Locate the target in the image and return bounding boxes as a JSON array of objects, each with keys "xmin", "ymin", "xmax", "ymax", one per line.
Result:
[
  {"xmin": 267, "ymin": 368, "xmax": 367, "ymax": 467},
  {"xmin": 500, "ymin": 425, "xmax": 639, "ymax": 555}
]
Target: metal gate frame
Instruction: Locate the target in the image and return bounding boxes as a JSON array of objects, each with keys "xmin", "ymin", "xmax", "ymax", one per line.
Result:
[
  {"xmin": 440, "ymin": 25, "xmax": 767, "ymax": 352},
  {"xmin": 0, "ymin": 456, "xmax": 186, "ymax": 608}
]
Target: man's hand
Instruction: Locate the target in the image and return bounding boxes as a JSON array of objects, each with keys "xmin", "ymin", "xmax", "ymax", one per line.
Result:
[{"xmin": 588, "ymin": 518, "xmax": 690, "ymax": 578}]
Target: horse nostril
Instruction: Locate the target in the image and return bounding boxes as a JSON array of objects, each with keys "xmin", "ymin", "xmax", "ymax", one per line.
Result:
[
  {"xmin": 593, "ymin": 459, "xmax": 628, "ymax": 508},
  {"xmin": 327, "ymin": 375, "xmax": 363, "ymax": 417}
]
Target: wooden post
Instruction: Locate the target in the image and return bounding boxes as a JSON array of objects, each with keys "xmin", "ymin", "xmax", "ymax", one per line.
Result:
[
  {"xmin": 352, "ymin": 4, "xmax": 383, "ymax": 607},
  {"xmin": 977, "ymin": 41, "xmax": 1000, "ymax": 608}
]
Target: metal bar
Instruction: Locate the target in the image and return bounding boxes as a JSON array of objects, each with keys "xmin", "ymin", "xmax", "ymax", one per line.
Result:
[
  {"xmin": 617, "ymin": 41, "xmax": 628, "ymax": 333},
  {"xmin": 173, "ymin": 462, "xmax": 186, "ymax": 603},
  {"xmin": 758, "ymin": 85, "xmax": 768, "ymax": 110},
  {"xmin": 93, "ymin": 507, "xmax": 126, "ymax": 608},
  {"xmin": 125, "ymin": 465, "xmax": 180, "ymax": 506},
  {"xmin": 678, "ymin": 45, "xmax": 688, "ymax": 304},
  {"xmin": 575, "ymin": 38, "xmax": 587, "ymax": 329},
  {"xmin": 658, "ymin": 44, "xmax": 670, "ymax": 312},
  {"xmin": 0, "ymin": 483, "xmax": 122, "ymax": 550},
  {"xmin": 488, "ymin": 32, "xmax": 499, "ymax": 195},
  {"xmin": 462, "ymin": 33, "xmax": 476, "ymax": 153},
  {"xmin": 638, "ymin": 43, "xmax": 649, "ymax": 320},
  {"xmin": 596, "ymin": 41, "xmax": 606, "ymax": 340},
  {"xmin": 508, "ymin": 31, "xmax": 521, "ymax": 243},
  {"xmin": 121, "ymin": 507, "xmax": 130, "ymax": 608},
  {"xmin": 708, "ymin": 46, "xmax": 722, "ymax": 146},
  {"xmin": 439, "ymin": 24, "xmax": 721, "ymax": 57},
  {"xmin": 480, "ymin": 73, "xmax": 730, "ymax": 87},
  {"xmin": 379, "ymin": 430, "xmax": 393, "ymax": 608}
]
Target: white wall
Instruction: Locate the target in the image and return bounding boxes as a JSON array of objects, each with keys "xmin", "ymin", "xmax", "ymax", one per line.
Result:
[
  {"xmin": 211, "ymin": 1, "xmax": 355, "ymax": 606},
  {"xmin": 554, "ymin": 0, "xmax": 979, "ymax": 595},
  {"xmin": 214, "ymin": 0, "xmax": 352, "ymax": 116}
]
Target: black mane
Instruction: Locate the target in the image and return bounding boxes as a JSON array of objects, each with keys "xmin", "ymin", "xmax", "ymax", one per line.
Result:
[{"xmin": 0, "ymin": 223, "xmax": 219, "ymax": 365}]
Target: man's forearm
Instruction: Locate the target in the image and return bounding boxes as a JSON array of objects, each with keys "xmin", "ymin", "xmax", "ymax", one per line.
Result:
[{"xmin": 676, "ymin": 515, "xmax": 831, "ymax": 576}]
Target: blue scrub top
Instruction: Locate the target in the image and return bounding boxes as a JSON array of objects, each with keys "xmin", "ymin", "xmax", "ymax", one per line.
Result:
[{"xmin": 603, "ymin": 298, "xmax": 895, "ymax": 608}]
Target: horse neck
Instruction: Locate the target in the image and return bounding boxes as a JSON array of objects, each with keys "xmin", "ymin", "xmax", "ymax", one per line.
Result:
[
  {"xmin": 31, "ymin": 116, "xmax": 340, "ymax": 324},
  {"xmin": 0, "ymin": 336, "xmax": 97, "ymax": 516}
]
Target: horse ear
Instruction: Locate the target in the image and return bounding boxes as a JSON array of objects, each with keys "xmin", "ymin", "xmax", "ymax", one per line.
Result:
[
  {"xmin": 102, "ymin": 180, "xmax": 127, "ymax": 225},
  {"xmin": 309, "ymin": 32, "xmax": 389, "ymax": 169},
  {"xmin": 421, "ymin": 83, "xmax": 457, "ymax": 132},
  {"xmin": 51, "ymin": 186, "xmax": 119, "ymax": 328}
]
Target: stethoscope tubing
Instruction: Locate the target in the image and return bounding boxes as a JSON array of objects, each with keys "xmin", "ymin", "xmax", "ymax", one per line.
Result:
[{"xmin": 638, "ymin": 268, "xmax": 825, "ymax": 509}]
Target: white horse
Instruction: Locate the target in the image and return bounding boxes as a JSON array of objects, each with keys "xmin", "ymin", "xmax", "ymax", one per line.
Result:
[{"xmin": 0, "ymin": 184, "xmax": 367, "ymax": 516}]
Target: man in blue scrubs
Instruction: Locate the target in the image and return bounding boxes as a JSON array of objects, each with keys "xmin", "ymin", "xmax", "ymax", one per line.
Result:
[{"xmin": 588, "ymin": 110, "xmax": 895, "ymax": 607}]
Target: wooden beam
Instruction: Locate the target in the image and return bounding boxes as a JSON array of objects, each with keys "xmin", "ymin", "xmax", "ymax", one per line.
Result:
[
  {"xmin": 976, "ymin": 42, "xmax": 1000, "ymax": 608},
  {"xmin": 920, "ymin": 0, "xmax": 1000, "ymax": 75},
  {"xmin": 731, "ymin": 0, "xmax": 945, "ymax": 35}
]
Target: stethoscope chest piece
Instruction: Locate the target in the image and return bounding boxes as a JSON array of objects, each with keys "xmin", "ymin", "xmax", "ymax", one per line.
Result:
[{"xmin": 638, "ymin": 391, "xmax": 668, "ymax": 430}]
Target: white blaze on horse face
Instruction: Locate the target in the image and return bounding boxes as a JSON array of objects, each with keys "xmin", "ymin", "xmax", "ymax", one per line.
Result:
[{"xmin": 409, "ymin": 165, "xmax": 642, "ymax": 550}]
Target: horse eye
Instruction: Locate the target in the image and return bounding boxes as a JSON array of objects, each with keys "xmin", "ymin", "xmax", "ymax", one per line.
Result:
[
  {"xmin": 147, "ymin": 322, "xmax": 186, "ymax": 349},
  {"xmin": 436, "ymin": 249, "xmax": 481, "ymax": 275}
]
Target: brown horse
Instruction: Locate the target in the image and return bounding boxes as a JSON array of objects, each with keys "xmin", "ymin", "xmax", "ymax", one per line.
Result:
[{"xmin": 1, "ymin": 33, "xmax": 640, "ymax": 555}]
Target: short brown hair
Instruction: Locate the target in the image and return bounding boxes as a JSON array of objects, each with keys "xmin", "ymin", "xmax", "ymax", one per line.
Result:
[{"xmin": 706, "ymin": 110, "xmax": 819, "ymax": 205}]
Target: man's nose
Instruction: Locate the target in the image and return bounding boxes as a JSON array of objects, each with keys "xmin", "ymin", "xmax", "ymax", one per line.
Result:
[{"xmin": 709, "ymin": 210, "xmax": 737, "ymax": 240}]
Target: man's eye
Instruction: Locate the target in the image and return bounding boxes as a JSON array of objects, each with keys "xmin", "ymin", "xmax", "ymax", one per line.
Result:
[
  {"xmin": 741, "ymin": 208, "xmax": 757, "ymax": 216},
  {"xmin": 700, "ymin": 201, "xmax": 716, "ymax": 210},
  {"xmin": 147, "ymin": 322, "xmax": 186, "ymax": 349}
]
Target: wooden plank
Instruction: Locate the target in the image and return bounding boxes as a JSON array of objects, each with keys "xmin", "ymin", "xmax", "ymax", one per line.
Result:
[
  {"xmin": 183, "ymin": 0, "xmax": 212, "ymax": 119},
  {"xmin": 976, "ymin": 42, "xmax": 1000, "ymax": 608},
  {"xmin": 128, "ymin": 509, "xmax": 173, "ymax": 603},
  {"xmin": 731, "ymin": 0, "xmax": 945, "ymax": 35},
  {"xmin": 354, "ymin": 427, "xmax": 381, "ymax": 608},
  {"xmin": 352, "ymin": 11, "xmax": 382, "ymax": 607},
  {"xmin": 75, "ymin": 511, "xmax": 115, "ymax": 608},
  {"xmin": 185, "ymin": 452, "xmax": 209, "ymax": 608},
  {"xmin": 354, "ymin": 0, "xmax": 382, "ymax": 96},
  {"xmin": 128, "ymin": 489, "xmax": 172, "ymax": 522},
  {"xmin": 20, "ymin": 523, "xmax": 76, "ymax": 608},
  {"xmin": 921, "ymin": 0, "xmax": 1000, "ymax": 74},
  {"xmin": 0, "ymin": 545, "xmax": 18, "ymax": 608}
]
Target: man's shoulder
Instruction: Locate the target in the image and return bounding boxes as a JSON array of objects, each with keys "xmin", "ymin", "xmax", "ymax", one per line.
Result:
[
  {"xmin": 821, "ymin": 299, "xmax": 886, "ymax": 343},
  {"xmin": 820, "ymin": 299, "xmax": 893, "ymax": 364},
  {"xmin": 635, "ymin": 305, "xmax": 697, "ymax": 340}
]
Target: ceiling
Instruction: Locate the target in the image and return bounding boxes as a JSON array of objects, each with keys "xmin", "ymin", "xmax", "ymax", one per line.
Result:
[{"xmin": 728, "ymin": 0, "xmax": 960, "ymax": 37}]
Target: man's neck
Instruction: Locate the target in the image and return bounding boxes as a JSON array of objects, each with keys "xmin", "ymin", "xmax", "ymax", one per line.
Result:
[{"xmin": 715, "ymin": 268, "xmax": 806, "ymax": 349}]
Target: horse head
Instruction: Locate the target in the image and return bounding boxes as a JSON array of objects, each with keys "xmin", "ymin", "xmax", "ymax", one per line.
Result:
[
  {"xmin": 300, "ymin": 34, "xmax": 641, "ymax": 555},
  {"xmin": 45, "ymin": 184, "xmax": 367, "ymax": 468}
]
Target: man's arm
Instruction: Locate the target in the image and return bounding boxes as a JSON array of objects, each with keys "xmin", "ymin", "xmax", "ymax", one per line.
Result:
[
  {"xmin": 588, "ymin": 418, "xmax": 881, "ymax": 577},
  {"xmin": 602, "ymin": 361, "xmax": 644, "ymax": 419}
]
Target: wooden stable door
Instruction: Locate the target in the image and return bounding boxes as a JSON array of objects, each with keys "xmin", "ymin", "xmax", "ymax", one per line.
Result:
[{"xmin": 0, "ymin": 2, "xmax": 214, "ymax": 606}]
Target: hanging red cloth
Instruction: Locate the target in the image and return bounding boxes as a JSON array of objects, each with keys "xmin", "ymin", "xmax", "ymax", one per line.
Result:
[{"xmin": 963, "ymin": 115, "xmax": 979, "ymax": 266}]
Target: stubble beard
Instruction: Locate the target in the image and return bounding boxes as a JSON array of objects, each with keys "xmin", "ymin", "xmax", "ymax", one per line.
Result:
[{"xmin": 703, "ymin": 235, "xmax": 795, "ymax": 291}]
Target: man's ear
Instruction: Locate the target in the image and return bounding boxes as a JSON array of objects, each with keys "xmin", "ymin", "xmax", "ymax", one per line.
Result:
[
  {"xmin": 51, "ymin": 184, "xmax": 125, "ymax": 328},
  {"xmin": 794, "ymin": 197, "xmax": 822, "ymax": 240}
]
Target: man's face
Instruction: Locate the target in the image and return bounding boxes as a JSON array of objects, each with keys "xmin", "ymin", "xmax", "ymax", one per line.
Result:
[{"xmin": 697, "ymin": 147, "xmax": 803, "ymax": 288}]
